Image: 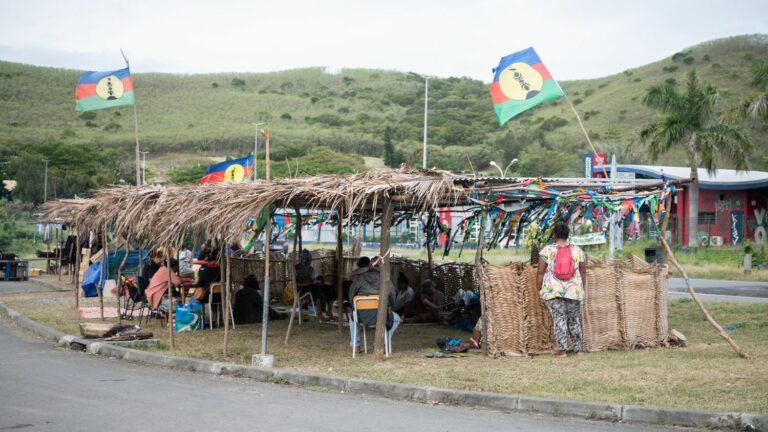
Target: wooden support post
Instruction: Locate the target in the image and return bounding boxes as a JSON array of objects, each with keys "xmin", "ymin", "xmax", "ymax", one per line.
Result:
[
  {"xmin": 166, "ymin": 251, "xmax": 175, "ymax": 350},
  {"xmin": 56, "ymin": 228, "xmax": 62, "ymax": 282},
  {"xmin": 336, "ymin": 208, "xmax": 344, "ymax": 332},
  {"xmin": 284, "ymin": 207, "xmax": 302, "ymax": 344},
  {"xmin": 98, "ymin": 230, "xmax": 107, "ymax": 320},
  {"xmin": 116, "ymin": 239, "xmax": 130, "ymax": 326},
  {"xmin": 474, "ymin": 209, "xmax": 488, "ymax": 356},
  {"xmin": 223, "ymin": 248, "xmax": 231, "ymax": 356},
  {"xmin": 373, "ymin": 201, "xmax": 393, "ymax": 360},
  {"xmin": 259, "ymin": 129, "xmax": 272, "ymax": 357},
  {"xmin": 74, "ymin": 233, "xmax": 80, "ymax": 309},
  {"xmin": 46, "ymin": 234, "xmax": 51, "ymax": 276},
  {"xmin": 425, "ymin": 210, "xmax": 434, "ymax": 281}
]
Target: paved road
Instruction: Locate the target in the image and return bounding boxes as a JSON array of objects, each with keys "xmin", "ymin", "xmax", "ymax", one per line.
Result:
[
  {"xmin": 0, "ymin": 320, "xmax": 674, "ymax": 432},
  {"xmin": 668, "ymin": 278, "xmax": 768, "ymax": 303}
]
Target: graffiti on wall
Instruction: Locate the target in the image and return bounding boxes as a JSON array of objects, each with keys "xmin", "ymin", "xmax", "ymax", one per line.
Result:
[{"xmin": 755, "ymin": 206, "xmax": 766, "ymax": 245}]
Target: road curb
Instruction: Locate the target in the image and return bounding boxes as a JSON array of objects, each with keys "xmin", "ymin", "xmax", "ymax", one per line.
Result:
[{"xmin": 1, "ymin": 301, "xmax": 765, "ymax": 431}]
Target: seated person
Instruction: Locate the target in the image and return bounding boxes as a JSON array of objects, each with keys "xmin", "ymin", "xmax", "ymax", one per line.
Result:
[
  {"xmin": 145, "ymin": 259, "xmax": 184, "ymax": 310},
  {"xmin": 315, "ymin": 275, "xmax": 338, "ymax": 321},
  {"xmin": 234, "ymin": 274, "xmax": 264, "ymax": 324},
  {"xmin": 177, "ymin": 244, "xmax": 194, "ymax": 278},
  {"xmin": 192, "ymin": 241, "xmax": 221, "ymax": 303},
  {"xmin": 138, "ymin": 248, "xmax": 163, "ymax": 294},
  {"xmin": 347, "ymin": 256, "xmax": 400, "ymax": 353},
  {"xmin": 402, "ymin": 280, "xmax": 444, "ymax": 324},
  {"xmin": 294, "ymin": 263, "xmax": 326, "ymax": 321},
  {"xmin": 392, "ymin": 272, "xmax": 415, "ymax": 316}
]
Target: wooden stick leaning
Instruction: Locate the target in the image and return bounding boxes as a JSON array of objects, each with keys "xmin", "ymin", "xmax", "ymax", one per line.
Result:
[
  {"xmin": 657, "ymin": 187, "xmax": 749, "ymax": 358},
  {"xmin": 566, "ymin": 96, "xmax": 608, "ymax": 178},
  {"xmin": 284, "ymin": 207, "xmax": 301, "ymax": 344},
  {"xmin": 658, "ymin": 238, "xmax": 749, "ymax": 358}
]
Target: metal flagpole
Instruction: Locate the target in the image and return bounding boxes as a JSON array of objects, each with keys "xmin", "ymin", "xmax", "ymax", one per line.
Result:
[
  {"xmin": 422, "ymin": 76, "xmax": 429, "ymax": 169},
  {"xmin": 120, "ymin": 49, "xmax": 141, "ymax": 186}
]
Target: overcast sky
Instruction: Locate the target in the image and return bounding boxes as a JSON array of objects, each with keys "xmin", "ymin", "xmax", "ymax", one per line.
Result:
[{"xmin": 1, "ymin": 0, "xmax": 766, "ymax": 82}]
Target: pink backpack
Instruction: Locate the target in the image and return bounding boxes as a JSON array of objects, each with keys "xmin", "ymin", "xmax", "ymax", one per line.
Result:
[{"xmin": 553, "ymin": 245, "xmax": 574, "ymax": 280}]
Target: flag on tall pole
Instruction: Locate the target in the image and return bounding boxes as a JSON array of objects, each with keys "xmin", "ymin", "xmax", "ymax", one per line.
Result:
[
  {"xmin": 199, "ymin": 156, "xmax": 254, "ymax": 185},
  {"xmin": 75, "ymin": 68, "xmax": 135, "ymax": 112},
  {"xmin": 490, "ymin": 47, "xmax": 565, "ymax": 126}
]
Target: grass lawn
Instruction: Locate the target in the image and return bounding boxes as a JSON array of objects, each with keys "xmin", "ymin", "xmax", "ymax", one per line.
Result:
[{"xmin": 1, "ymin": 289, "xmax": 766, "ymax": 414}]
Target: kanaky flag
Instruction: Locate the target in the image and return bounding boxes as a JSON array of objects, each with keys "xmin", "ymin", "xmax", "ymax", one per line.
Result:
[
  {"xmin": 490, "ymin": 47, "xmax": 565, "ymax": 126},
  {"xmin": 75, "ymin": 67, "xmax": 135, "ymax": 112},
  {"xmin": 200, "ymin": 156, "xmax": 254, "ymax": 185}
]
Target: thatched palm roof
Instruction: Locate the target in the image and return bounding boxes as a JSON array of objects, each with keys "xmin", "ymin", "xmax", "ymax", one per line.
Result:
[
  {"xmin": 39, "ymin": 168, "xmax": 667, "ymax": 245},
  {"xmin": 40, "ymin": 169, "xmax": 472, "ymax": 244}
]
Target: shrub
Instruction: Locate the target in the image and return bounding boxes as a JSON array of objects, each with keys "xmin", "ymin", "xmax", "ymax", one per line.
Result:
[
  {"xmin": 663, "ymin": 66, "xmax": 679, "ymax": 73},
  {"xmin": 683, "ymin": 56, "xmax": 695, "ymax": 65},
  {"xmin": 103, "ymin": 122, "xmax": 122, "ymax": 133},
  {"xmin": 212, "ymin": 82, "xmax": 219, "ymax": 88},
  {"xmin": 703, "ymin": 54, "xmax": 711, "ymax": 62},
  {"xmin": 231, "ymin": 78, "xmax": 246, "ymax": 89},
  {"xmin": 665, "ymin": 78, "xmax": 677, "ymax": 86},
  {"xmin": 572, "ymin": 98, "xmax": 583, "ymax": 105},
  {"xmin": 280, "ymin": 113, "xmax": 292, "ymax": 120},
  {"xmin": 584, "ymin": 88, "xmax": 595, "ymax": 97},
  {"xmin": 79, "ymin": 112, "xmax": 97, "ymax": 120},
  {"xmin": 85, "ymin": 121, "xmax": 98, "ymax": 128}
]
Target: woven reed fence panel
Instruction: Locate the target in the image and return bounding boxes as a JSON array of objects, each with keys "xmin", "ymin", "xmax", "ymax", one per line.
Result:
[
  {"xmin": 483, "ymin": 260, "xmax": 668, "ymax": 356},
  {"xmin": 230, "ymin": 249, "xmax": 339, "ymax": 300}
]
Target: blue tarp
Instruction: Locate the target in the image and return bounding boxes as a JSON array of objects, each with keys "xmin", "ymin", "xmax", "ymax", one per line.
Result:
[{"xmin": 81, "ymin": 261, "xmax": 104, "ymax": 297}]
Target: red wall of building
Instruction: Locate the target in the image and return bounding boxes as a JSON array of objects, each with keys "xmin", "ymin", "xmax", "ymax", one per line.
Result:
[{"xmin": 672, "ymin": 187, "xmax": 764, "ymax": 246}]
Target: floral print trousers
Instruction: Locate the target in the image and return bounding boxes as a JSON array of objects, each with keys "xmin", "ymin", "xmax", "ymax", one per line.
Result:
[{"xmin": 545, "ymin": 298, "xmax": 583, "ymax": 352}]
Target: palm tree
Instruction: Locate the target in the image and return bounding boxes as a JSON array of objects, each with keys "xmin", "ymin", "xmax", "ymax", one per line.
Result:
[
  {"xmin": 723, "ymin": 61, "xmax": 768, "ymax": 122},
  {"xmin": 640, "ymin": 69, "xmax": 753, "ymax": 247}
]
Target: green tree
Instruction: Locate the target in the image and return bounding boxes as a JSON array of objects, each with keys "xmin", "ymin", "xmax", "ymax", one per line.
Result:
[
  {"xmin": 724, "ymin": 61, "xmax": 768, "ymax": 122},
  {"xmin": 640, "ymin": 69, "xmax": 753, "ymax": 247},
  {"xmin": 383, "ymin": 126, "xmax": 395, "ymax": 167}
]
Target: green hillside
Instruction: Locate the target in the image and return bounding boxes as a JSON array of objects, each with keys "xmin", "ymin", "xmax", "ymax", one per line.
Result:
[{"xmin": 1, "ymin": 34, "xmax": 766, "ymax": 201}]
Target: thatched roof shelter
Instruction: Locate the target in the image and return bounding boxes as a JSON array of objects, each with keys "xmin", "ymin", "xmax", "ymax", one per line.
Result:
[{"xmin": 40, "ymin": 168, "xmax": 664, "ymax": 245}]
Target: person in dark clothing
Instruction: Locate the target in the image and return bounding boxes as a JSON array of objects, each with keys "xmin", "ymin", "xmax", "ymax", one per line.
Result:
[
  {"xmin": 295, "ymin": 263, "xmax": 327, "ymax": 320},
  {"xmin": 234, "ymin": 274, "xmax": 263, "ymax": 324},
  {"xmin": 315, "ymin": 275, "xmax": 338, "ymax": 320},
  {"xmin": 138, "ymin": 249, "xmax": 163, "ymax": 295}
]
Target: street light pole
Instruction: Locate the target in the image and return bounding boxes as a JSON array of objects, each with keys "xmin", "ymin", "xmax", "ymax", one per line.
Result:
[
  {"xmin": 140, "ymin": 151, "xmax": 149, "ymax": 185},
  {"xmin": 250, "ymin": 122, "xmax": 264, "ymax": 181},
  {"xmin": 422, "ymin": 77, "xmax": 430, "ymax": 169},
  {"xmin": 489, "ymin": 158, "xmax": 519, "ymax": 178},
  {"xmin": 42, "ymin": 159, "xmax": 49, "ymax": 202}
]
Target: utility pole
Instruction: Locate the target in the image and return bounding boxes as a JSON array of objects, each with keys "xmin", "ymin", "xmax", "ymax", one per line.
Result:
[
  {"xmin": 140, "ymin": 151, "xmax": 149, "ymax": 185},
  {"xmin": 422, "ymin": 76, "xmax": 430, "ymax": 169},
  {"xmin": 250, "ymin": 122, "xmax": 264, "ymax": 181},
  {"xmin": 42, "ymin": 159, "xmax": 49, "ymax": 202}
]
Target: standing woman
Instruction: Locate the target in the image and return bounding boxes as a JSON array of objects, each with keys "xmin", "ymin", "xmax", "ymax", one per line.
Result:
[{"xmin": 536, "ymin": 222, "xmax": 587, "ymax": 357}]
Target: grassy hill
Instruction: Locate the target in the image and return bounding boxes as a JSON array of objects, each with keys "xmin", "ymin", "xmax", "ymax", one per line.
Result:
[{"xmin": 1, "ymin": 34, "xmax": 766, "ymax": 193}]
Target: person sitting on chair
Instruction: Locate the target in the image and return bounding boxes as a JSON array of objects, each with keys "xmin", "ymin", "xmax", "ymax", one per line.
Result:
[
  {"xmin": 145, "ymin": 259, "xmax": 184, "ymax": 310},
  {"xmin": 294, "ymin": 263, "xmax": 327, "ymax": 321},
  {"xmin": 234, "ymin": 274, "xmax": 264, "ymax": 324},
  {"xmin": 347, "ymin": 256, "xmax": 400, "ymax": 353},
  {"xmin": 392, "ymin": 272, "xmax": 415, "ymax": 316}
]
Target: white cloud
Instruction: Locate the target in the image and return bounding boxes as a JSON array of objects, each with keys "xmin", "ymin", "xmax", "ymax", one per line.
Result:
[{"xmin": 0, "ymin": 0, "xmax": 766, "ymax": 81}]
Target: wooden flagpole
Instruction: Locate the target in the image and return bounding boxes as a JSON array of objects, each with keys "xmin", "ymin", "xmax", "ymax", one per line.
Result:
[
  {"xmin": 120, "ymin": 49, "xmax": 142, "ymax": 186},
  {"xmin": 565, "ymin": 96, "xmax": 608, "ymax": 178}
]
